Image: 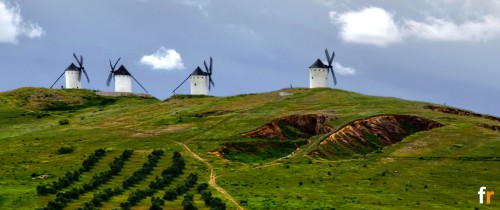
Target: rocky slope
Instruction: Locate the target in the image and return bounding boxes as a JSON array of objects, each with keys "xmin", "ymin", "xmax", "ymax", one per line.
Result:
[{"xmin": 309, "ymin": 115, "xmax": 442, "ymax": 158}]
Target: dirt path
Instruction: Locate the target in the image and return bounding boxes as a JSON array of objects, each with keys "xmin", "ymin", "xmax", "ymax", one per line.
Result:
[{"xmin": 178, "ymin": 142, "xmax": 244, "ymax": 210}]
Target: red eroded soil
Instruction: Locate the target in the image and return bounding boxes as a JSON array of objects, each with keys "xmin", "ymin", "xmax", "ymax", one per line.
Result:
[
  {"xmin": 309, "ymin": 115, "xmax": 442, "ymax": 158},
  {"xmin": 240, "ymin": 114, "xmax": 333, "ymax": 140}
]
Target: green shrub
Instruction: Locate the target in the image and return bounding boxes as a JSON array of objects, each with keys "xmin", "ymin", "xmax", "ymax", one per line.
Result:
[
  {"xmin": 57, "ymin": 146, "xmax": 74, "ymax": 154},
  {"xmin": 58, "ymin": 118, "xmax": 70, "ymax": 125}
]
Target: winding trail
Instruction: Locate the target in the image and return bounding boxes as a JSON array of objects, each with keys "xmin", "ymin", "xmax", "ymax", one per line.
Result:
[{"xmin": 178, "ymin": 142, "xmax": 244, "ymax": 210}]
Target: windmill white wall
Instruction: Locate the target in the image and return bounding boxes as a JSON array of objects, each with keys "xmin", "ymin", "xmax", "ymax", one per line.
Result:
[
  {"xmin": 309, "ymin": 67, "xmax": 329, "ymax": 88},
  {"xmin": 190, "ymin": 75, "xmax": 208, "ymax": 95},
  {"xmin": 65, "ymin": 70, "xmax": 81, "ymax": 89},
  {"xmin": 115, "ymin": 75, "xmax": 132, "ymax": 92}
]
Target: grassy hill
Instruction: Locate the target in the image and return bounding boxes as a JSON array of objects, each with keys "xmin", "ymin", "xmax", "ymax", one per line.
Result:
[{"xmin": 0, "ymin": 87, "xmax": 499, "ymax": 209}]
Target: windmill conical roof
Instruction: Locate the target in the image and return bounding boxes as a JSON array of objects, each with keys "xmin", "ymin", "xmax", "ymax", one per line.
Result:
[
  {"xmin": 114, "ymin": 65, "xmax": 131, "ymax": 76},
  {"xmin": 66, "ymin": 63, "xmax": 79, "ymax": 71},
  {"xmin": 190, "ymin": 66, "xmax": 207, "ymax": 76},
  {"xmin": 309, "ymin": 59, "xmax": 328, "ymax": 68}
]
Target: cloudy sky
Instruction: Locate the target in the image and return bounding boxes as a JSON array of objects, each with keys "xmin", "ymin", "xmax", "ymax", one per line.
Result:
[{"xmin": 1, "ymin": 0, "xmax": 499, "ymax": 116}]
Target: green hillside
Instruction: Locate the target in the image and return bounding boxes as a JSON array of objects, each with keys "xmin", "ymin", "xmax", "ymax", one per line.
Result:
[{"xmin": 0, "ymin": 87, "xmax": 499, "ymax": 209}]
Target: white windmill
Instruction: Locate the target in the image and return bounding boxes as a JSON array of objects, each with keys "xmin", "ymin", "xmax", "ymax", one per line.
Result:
[
  {"xmin": 106, "ymin": 58, "xmax": 148, "ymax": 93},
  {"xmin": 309, "ymin": 49, "xmax": 337, "ymax": 88},
  {"xmin": 50, "ymin": 53, "xmax": 90, "ymax": 89},
  {"xmin": 173, "ymin": 57, "xmax": 215, "ymax": 95}
]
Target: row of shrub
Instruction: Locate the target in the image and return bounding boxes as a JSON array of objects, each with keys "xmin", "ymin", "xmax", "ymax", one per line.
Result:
[
  {"xmin": 156, "ymin": 189, "xmax": 226, "ymax": 210},
  {"xmin": 81, "ymin": 148, "xmax": 107, "ymax": 172},
  {"xmin": 87, "ymin": 187, "xmax": 124, "ymax": 208},
  {"xmin": 81, "ymin": 150, "xmax": 133, "ymax": 192},
  {"xmin": 147, "ymin": 174, "xmax": 198, "ymax": 210},
  {"xmin": 37, "ymin": 150, "xmax": 133, "ymax": 210},
  {"xmin": 196, "ymin": 183, "xmax": 226, "ymax": 210},
  {"xmin": 160, "ymin": 181, "xmax": 226, "ymax": 210},
  {"xmin": 36, "ymin": 148, "xmax": 107, "ymax": 195},
  {"xmin": 123, "ymin": 149, "xmax": 164, "ymax": 189},
  {"xmin": 85, "ymin": 150, "xmax": 165, "ymax": 208},
  {"xmin": 120, "ymin": 152, "xmax": 186, "ymax": 209},
  {"xmin": 163, "ymin": 173, "xmax": 198, "ymax": 200},
  {"xmin": 200, "ymin": 190, "xmax": 226, "ymax": 210}
]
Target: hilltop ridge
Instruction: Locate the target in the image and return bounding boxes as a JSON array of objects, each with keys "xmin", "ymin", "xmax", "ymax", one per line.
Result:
[{"xmin": 0, "ymin": 87, "xmax": 499, "ymax": 209}]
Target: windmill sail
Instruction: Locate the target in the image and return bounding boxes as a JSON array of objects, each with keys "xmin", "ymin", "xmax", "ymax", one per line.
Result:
[
  {"xmin": 325, "ymin": 49, "xmax": 337, "ymax": 86},
  {"xmin": 73, "ymin": 53, "xmax": 90, "ymax": 83},
  {"xmin": 107, "ymin": 58, "xmax": 121, "ymax": 86},
  {"xmin": 204, "ymin": 57, "xmax": 214, "ymax": 90}
]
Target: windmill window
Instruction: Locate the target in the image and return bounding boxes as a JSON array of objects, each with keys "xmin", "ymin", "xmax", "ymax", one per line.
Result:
[{"xmin": 312, "ymin": 77, "xmax": 314, "ymax": 79}]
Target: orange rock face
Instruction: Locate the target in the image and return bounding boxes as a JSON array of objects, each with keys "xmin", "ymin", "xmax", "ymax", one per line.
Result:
[
  {"xmin": 241, "ymin": 114, "xmax": 333, "ymax": 141},
  {"xmin": 311, "ymin": 115, "xmax": 442, "ymax": 158}
]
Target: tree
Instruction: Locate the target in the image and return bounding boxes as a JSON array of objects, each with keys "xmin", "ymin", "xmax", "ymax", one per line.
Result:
[
  {"xmin": 182, "ymin": 193, "xmax": 197, "ymax": 210},
  {"xmin": 150, "ymin": 203, "xmax": 163, "ymax": 210},
  {"xmin": 201, "ymin": 190, "xmax": 213, "ymax": 206},
  {"xmin": 150, "ymin": 196, "xmax": 164, "ymax": 210},
  {"xmin": 36, "ymin": 185, "xmax": 48, "ymax": 195},
  {"xmin": 210, "ymin": 197, "xmax": 226, "ymax": 210},
  {"xmin": 197, "ymin": 183, "xmax": 209, "ymax": 193},
  {"xmin": 163, "ymin": 189, "xmax": 177, "ymax": 200}
]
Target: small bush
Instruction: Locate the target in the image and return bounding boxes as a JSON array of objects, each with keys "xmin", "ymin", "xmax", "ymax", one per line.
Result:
[
  {"xmin": 58, "ymin": 118, "xmax": 70, "ymax": 125},
  {"xmin": 57, "ymin": 146, "xmax": 74, "ymax": 154}
]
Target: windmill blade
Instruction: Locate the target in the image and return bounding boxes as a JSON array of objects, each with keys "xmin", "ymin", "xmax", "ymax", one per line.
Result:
[
  {"xmin": 81, "ymin": 68, "xmax": 90, "ymax": 83},
  {"xmin": 204, "ymin": 60, "xmax": 209, "ymax": 73},
  {"xmin": 172, "ymin": 75, "xmax": 190, "ymax": 93},
  {"xmin": 325, "ymin": 49, "xmax": 335, "ymax": 66},
  {"xmin": 80, "ymin": 55, "xmax": 83, "ymax": 66},
  {"xmin": 109, "ymin": 59, "xmax": 114, "ymax": 70},
  {"xmin": 209, "ymin": 57, "xmax": 213, "ymax": 73},
  {"xmin": 107, "ymin": 58, "xmax": 120, "ymax": 86},
  {"xmin": 106, "ymin": 71, "xmax": 113, "ymax": 86},
  {"xmin": 208, "ymin": 57, "xmax": 214, "ymax": 90},
  {"xmin": 50, "ymin": 71, "xmax": 66, "ymax": 89},
  {"xmin": 131, "ymin": 75, "xmax": 149, "ymax": 93},
  {"xmin": 329, "ymin": 50, "xmax": 335, "ymax": 64},
  {"xmin": 113, "ymin": 57, "xmax": 121, "ymax": 70},
  {"xmin": 209, "ymin": 77, "xmax": 215, "ymax": 86},
  {"xmin": 330, "ymin": 68, "xmax": 337, "ymax": 86},
  {"xmin": 208, "ymin": 77, "xmax": 215, "ymax": 90},
  {"xmin": 324, "ymin": 49, "xmax": 330, "ymax": 65},
  {"xmin": 73, "ymin": 53, "xmax": 81, "ymax": 66}
]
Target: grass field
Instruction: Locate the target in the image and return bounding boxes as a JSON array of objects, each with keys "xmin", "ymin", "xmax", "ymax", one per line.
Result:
[{"xmin": 0, "ymin": 87, "xmax": 499, "ymax": 209}]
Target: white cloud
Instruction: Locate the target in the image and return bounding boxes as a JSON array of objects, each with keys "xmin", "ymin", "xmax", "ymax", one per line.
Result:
[
  {"xmin": 175, "ymin": 0, "xmax": 210, "ymax": 16},
  {"xmin": 140, "ymin": 47, "xmax": 185, "ymax": 71},
  {"xmin": 330, "ymin": 7, "xmax": 402, "ymax": 46},
  {"xmin": 333, "ymin": 62, "xmax": 356, "ymax": 75},
  {"xmin": 0, "ymin": 1, "xmax": 45, "ymax": 44},
  {"xmin": 330, "ymin": 5, "xmax": 500, "ymax": 46},
  {"xmin": 403, "ymin": 15, "xmax": 500, "ymax": 42}
]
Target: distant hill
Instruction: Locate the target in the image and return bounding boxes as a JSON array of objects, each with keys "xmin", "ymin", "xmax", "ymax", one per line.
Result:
[{"xmin": 0, "ymin": 87, "xmax": 498, "ymax": 209}]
